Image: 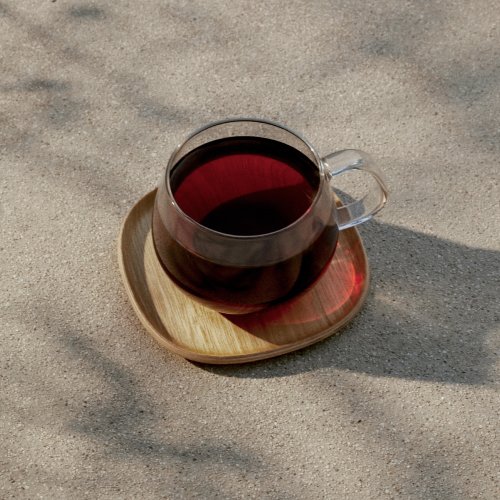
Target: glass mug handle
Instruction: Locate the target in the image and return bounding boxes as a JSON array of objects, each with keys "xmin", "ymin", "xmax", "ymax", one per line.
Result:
[{"xmin": 322, "ymin": 149, "xmax": 389, "ymax": 230}]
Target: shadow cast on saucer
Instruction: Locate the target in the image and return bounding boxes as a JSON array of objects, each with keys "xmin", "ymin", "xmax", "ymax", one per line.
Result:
[{"xmin": 198, "ymin": 220, "xmax": 498, "ymax": 386}]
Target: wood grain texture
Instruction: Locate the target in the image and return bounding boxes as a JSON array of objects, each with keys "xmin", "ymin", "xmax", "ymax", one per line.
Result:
[{"xmin": 118, "ymin": 189, "xmax": 370, "ymax": 364}]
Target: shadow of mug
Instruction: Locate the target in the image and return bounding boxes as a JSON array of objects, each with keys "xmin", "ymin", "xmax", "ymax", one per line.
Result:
[{"xmin": 201, "ymin": 219, "xmax": 499, "ymax": 386}]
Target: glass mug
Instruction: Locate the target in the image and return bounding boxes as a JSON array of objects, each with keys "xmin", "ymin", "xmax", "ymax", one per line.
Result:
[{"xmin": 152, "ymin": 118, "xmax": 387, "ymax": 314}]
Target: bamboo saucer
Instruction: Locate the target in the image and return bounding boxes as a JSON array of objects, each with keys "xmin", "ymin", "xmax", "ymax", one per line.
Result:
[{"xmin": 118, "ymin": 190, "xmax": 370, "ymax": 364}]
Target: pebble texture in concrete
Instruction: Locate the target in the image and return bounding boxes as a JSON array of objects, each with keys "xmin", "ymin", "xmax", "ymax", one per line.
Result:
[{"xmin": 1, "ymin": 1, "xmax": 499, "ymax": 498}]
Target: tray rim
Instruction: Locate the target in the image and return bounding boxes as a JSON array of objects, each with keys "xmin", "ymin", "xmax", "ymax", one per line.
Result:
[{"xmin": 117, "ymin": 189, "xmax": 370, "ymax": 364}]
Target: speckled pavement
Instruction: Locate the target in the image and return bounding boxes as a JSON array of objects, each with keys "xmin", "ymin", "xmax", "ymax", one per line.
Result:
[{"xmin": 1, "ymin": 1, "xmax": 499, "ymax": 498}]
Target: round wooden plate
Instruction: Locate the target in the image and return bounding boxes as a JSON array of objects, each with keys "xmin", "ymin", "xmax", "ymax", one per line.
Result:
[{"xmin": 118, "ymin": 190, "xmax": 370, "ymax": 364}]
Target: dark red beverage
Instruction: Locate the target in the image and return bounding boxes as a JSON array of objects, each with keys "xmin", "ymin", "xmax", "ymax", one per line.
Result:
[{"xmin": 152, "ymin": 137, "xmax": 339, "ymax": 313}]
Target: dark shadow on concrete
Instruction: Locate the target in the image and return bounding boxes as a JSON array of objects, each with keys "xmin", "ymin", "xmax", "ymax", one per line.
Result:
[
  {"xmin": 68, "ymin": 5, "xmax": 105, "ymax": 20},
  {"xmin": 351, "ymin": 0, "xmax": 500, "ymax": 157},
  {"xmin": 358, "ymin": 5, "xmax": 446, "ymax": 59},
  {"xmin": 437, "ymin": 59, "xmax": 500, "ymax": 153},
  {"xmin": 1, "ymin": 78, "xmax": 84, "ymax": 131},
  {"xmin": 0, "ymin": 2, "xmax": 9, "ymax": 17},
  {"xmin": 10, "ymin": 292, "xmax": 266, "ymax": 493},
  {"xmin": 0, "ymin": 77, "xmax": 86, "ymax": 154},
  {"xmin": 136, "ymin": 98, "xmax": 188, "ymax": 125},
  {"xmin": 441, "ymin": 60, "xmax": 500, "ymax": 104},
  {"xmin": 0, "ymin": 4, "xmax": 193, "ymax": 132},
  {"xmin": 23, "ymin": 78, "xmax": 70, "ymax": 92},
  {"xmin": 0, "ymin": 78, "xmax": 69, "ymax": 93},
  {"xmin": 56, "ymin": 331, "xmax": 261, "ymax": 469},
  {"xmin": 201, "ymin": 220, "xmax": 499, "ymax": 385}
]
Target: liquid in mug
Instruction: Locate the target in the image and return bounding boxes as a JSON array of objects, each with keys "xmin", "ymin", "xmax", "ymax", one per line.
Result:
[{"xmin": 152, "ymin": 136, "xmax": 339, "ymax": 313}]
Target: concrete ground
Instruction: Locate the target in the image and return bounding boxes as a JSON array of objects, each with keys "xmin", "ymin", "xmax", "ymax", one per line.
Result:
[{"xmin": 1, "ymin": 1, "xmax": 499, "ymax": 498}]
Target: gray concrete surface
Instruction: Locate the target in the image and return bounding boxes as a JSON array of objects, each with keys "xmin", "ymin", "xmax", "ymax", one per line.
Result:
[{"xmin": 1, "ymin": 1, "xmax": 499, "ymax": 498}]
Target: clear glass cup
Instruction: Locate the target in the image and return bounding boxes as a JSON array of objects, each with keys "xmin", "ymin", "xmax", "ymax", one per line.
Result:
[{"xmin": 152, "ymin": 118, "xmax": 388, "ymax": 314}]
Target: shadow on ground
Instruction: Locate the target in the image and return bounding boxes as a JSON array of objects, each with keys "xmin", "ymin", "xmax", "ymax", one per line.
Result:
[{"xmin": 201, "ymin": 220, "xmax": 499, "ymax": 385}]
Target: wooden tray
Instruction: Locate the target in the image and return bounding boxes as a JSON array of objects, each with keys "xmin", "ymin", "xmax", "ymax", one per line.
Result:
[{"xmin": 118, "ymin": 190, "xmax": 369, "ymax": 364}]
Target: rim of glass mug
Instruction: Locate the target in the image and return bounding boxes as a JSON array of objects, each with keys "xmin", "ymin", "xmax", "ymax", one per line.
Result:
[
  {"xmin": 161, "ymin": 117, "xmax": 387, "ymax": 240},
  {"xmin": 162, "ymin": 117, "xmax": 329, "ymax": 240}
]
